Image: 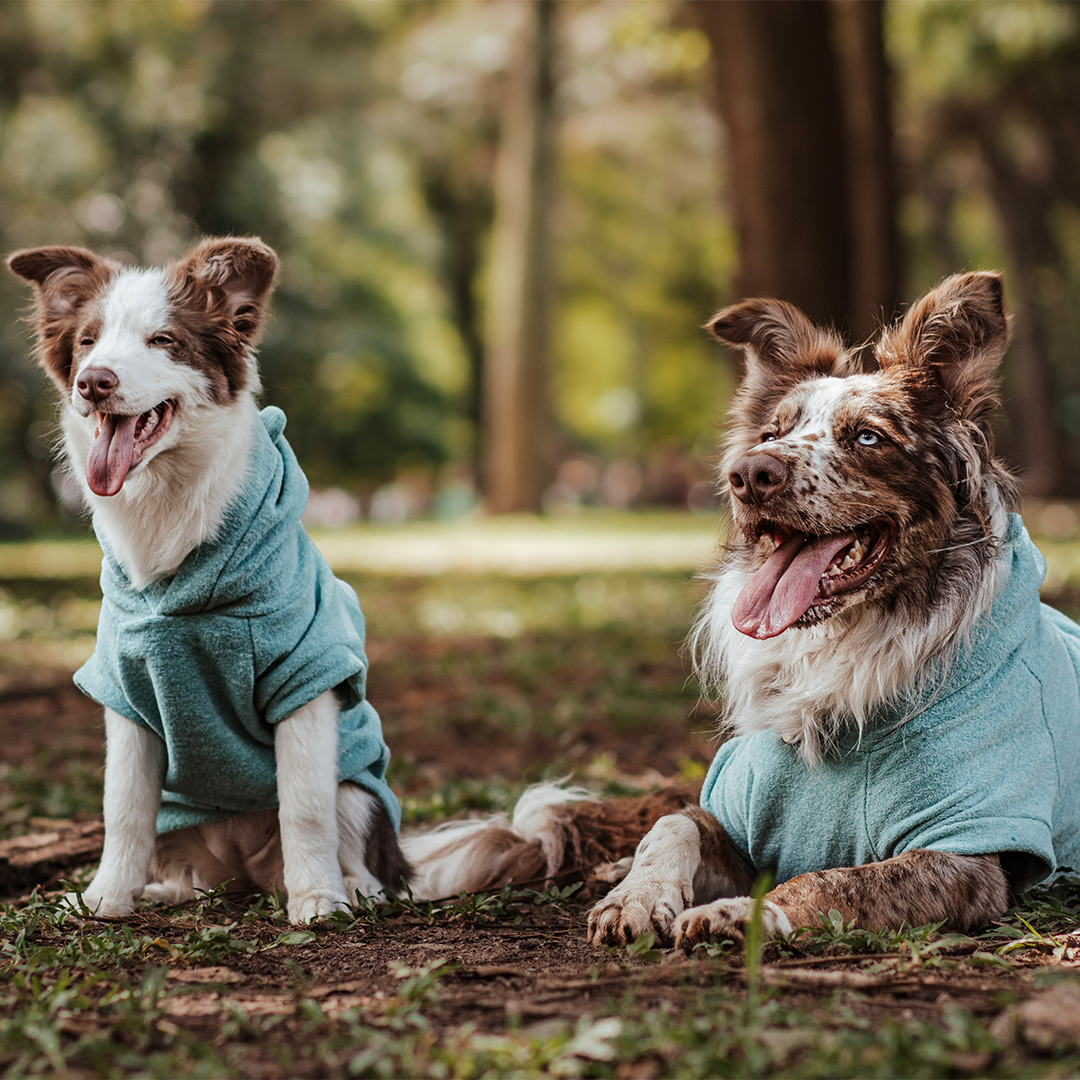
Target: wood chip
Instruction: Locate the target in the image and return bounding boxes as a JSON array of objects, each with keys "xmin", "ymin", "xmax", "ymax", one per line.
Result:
[
  {"xmin": 309, "ymin": 980, "xmax": 366, "ymax": 997},
  {"xmin": 0, "ymin": 821, "xmax": 104, "ymax": 866},
  {"xmin": 762, "ymin": 966, "xmax": 919, "ymax": 990},
  {"xmin": 168, "ymin": 967, "xmax": 244, "ymax": 984},
  {"xmin": 0, "ymin": 820, "xmax": 105, "ymax": 897}
]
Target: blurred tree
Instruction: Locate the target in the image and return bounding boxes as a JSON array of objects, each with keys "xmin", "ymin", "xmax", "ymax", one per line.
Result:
[
  {"xmin": 834, "ymin": 0, "xmax": 901, "ymax": 343},
  {"xmin": 13, "ymin": 1, "xmax": 1024, "ymax": 526},
  {"xmin": 483, "ymin": 0, "xmax": 558, "ymax": 513},
  {"xmin": 389, "ymin": 0, "xmax": 732, "ymax": 509},
  {"xmin": 692, "ymin": 0, "xmax": 900, "ymax": 340},
  {"xmin": 0, "ymin": 0, "xmax": 458, "ymax": 530},
  {"xmin": 893, "ymin": 0, "xmax": 1080, "ymax": 497}
]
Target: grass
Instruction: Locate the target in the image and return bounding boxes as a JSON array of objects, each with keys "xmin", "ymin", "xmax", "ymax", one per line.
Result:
[
  {"xmin": 1, "ymin": 877, "xmax": 1078, "ymax": 1077},
  {"xmin": 2, "ymin": 508, "xmax": 1080, "ymax": 1075}
]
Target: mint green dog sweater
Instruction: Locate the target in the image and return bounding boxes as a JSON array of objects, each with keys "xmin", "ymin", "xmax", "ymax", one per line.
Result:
[
  {"xmin": 702, "ymin": 515, "xmax": 1080, "ymax": 889},
  {"xmin": 75, "ymin": 407, "xmax": 400, "ymax": 835}
]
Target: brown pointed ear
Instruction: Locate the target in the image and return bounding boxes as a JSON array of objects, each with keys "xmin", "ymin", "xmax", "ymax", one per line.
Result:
[
  {"xmin": 168, "ymin": 237, "xmax": 278, "ymax": 346},
  {"xmin": 876, "ymin": 272, "xmax": 1009, "ymax": 422},
  {"xmin": 6, "ymin": 246, "xmax": 118, "ymax": 391},
  {"xmin": 707, "ymin": 298, "xmax": 855, "ymax": 436},
  {"xmin": 707, "ymin": 298, "xmax": 853, "ymax": 380}
]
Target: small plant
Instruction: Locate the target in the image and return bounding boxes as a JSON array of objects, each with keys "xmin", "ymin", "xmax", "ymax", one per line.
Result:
[
  {"xmin": 995, "ymin": 915, "xmax": 1072, "ymax": 960},
  {"xmin": 626, "ymin": 931, "xmax": 664, "ymax": 964},
  {"xmin": 1005, "ymin": 872, "xmax": 1080, "ymax": 937},
  {"xmin": 385, "ymin": 958, "xmax": 459, "ymax": 1029}
]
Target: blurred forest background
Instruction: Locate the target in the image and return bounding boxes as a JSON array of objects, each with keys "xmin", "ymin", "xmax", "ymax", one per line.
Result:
[{"xmin": 2, "ymin": 0, "xmax": 1080, "ymax": 536}]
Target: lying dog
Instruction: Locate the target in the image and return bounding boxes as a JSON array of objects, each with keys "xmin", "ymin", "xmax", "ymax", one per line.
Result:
[
  {"xmin": 407, "ymin": 272, "xmax": 1080, "ymax": 945},
  {"xmin": 8, "ymin": 238, "xmax": 409, "ymax": 922},
  {"xmin": 588, "ymin": 271, "xmax": 1080, "ymax": 946}
]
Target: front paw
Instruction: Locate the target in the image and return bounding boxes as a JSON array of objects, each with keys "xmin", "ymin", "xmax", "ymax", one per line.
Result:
[
  {"xmin": 673, "ymin": 897, "xmax": 793, "ymax": 951},
  {"xmin": 587, "ymin": 878, "xmax": 690, "ymax": 946},
  {"xmin": 66, "ymin": 889, "xmax": 137, "ymax": 919},
  {"xmin": 287, "ymin": 889, "xmax": 350, "ymax": 924}
]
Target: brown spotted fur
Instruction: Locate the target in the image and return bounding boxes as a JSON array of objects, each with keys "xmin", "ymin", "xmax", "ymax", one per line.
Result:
[
  {"xmin": 714, "ymin": 273, "xmax": 1017, "ymax": 636},
  {"xmin": 164, "ymin": 238, "xmax": 278, "ymax": 402}
]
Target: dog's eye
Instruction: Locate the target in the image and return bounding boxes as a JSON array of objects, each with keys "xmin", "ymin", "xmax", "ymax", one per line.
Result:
[
  {"xmin": 79, "ymin": 337, "xmax": 96, "ymax": 348},
  {"xmin": 148, "ymin": 334, "xmax": 174, "ymax": 348},
  {"xmin": 856, "ymin": 430, "xmax": 880, "ymax": 447},
  {"xmin": 761, "ymin": 433, "xmax": 777, "ymax": 443}
]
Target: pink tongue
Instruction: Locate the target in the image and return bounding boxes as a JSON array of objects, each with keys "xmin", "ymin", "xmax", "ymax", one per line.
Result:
[
  {"xmin": 732, "ymin": 531, "xmax": 856, "ymax": 640},
  {"xmin": 86, "ymin": 413, "xmax": 139, "ymax": 497}
]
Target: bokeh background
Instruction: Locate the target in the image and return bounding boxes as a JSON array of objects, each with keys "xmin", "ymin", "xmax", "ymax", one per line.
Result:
[
  {"xmin": 2, "ymin": 0, "xmax": 1080, "ymax": 537},
  {"xmin": 5, "ymin": 9, "xmax": 1080, "ymax": 1072}
]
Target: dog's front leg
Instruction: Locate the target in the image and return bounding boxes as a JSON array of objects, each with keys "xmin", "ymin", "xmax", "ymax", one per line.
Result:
[
  {"xmin": 80, "ymin": 709, "xmax": 166, "ymax": 916},
  {"xmin": 587, "ymin": 808, "xmax": 752, "ymax": 946},
  {"xmin": 275, "ymin": 689, "xmax": 350, "ymax": 923},
  {"xmin": 673, "ymin": 849, "xmax": 1011, "ymax": 950}
]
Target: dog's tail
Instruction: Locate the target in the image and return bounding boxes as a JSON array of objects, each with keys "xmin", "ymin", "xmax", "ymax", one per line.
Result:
[{"xmin": 401, "ymin": 780, "xmax": 702, "ymax": 900}]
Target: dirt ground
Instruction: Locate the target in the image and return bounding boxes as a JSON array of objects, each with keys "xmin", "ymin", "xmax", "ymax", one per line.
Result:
[{"xmin": 2, "ymin": 639, "xmax": 1080, "ymax": 1076}]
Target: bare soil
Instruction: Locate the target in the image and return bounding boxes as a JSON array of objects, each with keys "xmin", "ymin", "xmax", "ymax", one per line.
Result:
[{"xmin": 1, "ymin": 638, "xmax": 1077, "ymax": 1074}]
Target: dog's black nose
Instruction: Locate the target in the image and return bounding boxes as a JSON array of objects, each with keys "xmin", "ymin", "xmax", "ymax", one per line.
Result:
[
  {"xmin": 77, "ymin": 368, "xmax": 119, "ymax": 404},
  {"xmin": 729, "ymin": 451, "xmax": 788, "ymax": 505}
]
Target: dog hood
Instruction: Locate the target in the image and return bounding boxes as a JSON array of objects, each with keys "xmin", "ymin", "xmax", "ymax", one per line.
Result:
[{"xmin": 74, "ymin": 407, "xmax": 400, "ymax": 835}]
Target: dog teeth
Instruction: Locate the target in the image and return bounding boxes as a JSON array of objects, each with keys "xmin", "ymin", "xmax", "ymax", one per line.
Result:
[
  {"xmin": 824, "ymin": 532, "xmax": 871, "ymax": 579},
  {"xmin": 135, "ymin": 403, "xmax": 167, "ymax": 441}
]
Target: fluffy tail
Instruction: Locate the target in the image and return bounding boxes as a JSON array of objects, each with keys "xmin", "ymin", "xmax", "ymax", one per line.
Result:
[{"xmin": 402, "ymin": 781, "xmax": 701, "ymax": 900}]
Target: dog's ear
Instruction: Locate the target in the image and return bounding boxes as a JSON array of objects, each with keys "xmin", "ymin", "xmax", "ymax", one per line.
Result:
[
  {"xmin": 169, "ymin": 238, "xmax": 278, "ymax": 346},
  {"xmin": 876, "ymin": 272, "xmax": 1009, "ymax": 424},
  {"xmin": 708, "ymin": 298, "xmax": 854, "ymax": 433},
  {"xmin": 7, "ymin": 246, "xmax": 118, "ymax": 391},
  {"xmin": 707, "ymin": 298, "xmax": 853, "ymax": 381}
]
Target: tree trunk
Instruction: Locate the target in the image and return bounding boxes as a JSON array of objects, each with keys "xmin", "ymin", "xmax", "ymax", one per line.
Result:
[
  {"xmin": 694, "ymin": 0, "xmax": 852, "ymax": 329},
  {"xmin": 832, "ymin": 0, "xmax": 901, "ymax": 342},
  {"xmin": 693, "ymin": 0, "xmax": 900, "ymax": 339},
  {"xmin": 421, "ymin": 167, "xmax": 493, "ymax": 482},
  {"xmin": 483, "ymin": 0, "xmax": 557, "ymax": 513},
  {"xmin": 981, "ymin": 162, "xmax": 1065, "ymax": 496}
]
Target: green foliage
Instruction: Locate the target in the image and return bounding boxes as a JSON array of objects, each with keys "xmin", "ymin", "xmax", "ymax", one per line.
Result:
[
  {"xmin": 3, "ymin": 855, "xmax": 1080, "ymax": 1075},
  {"xmin": 995, "ymin": 873, "xmax": 1080, "ymax": 960},
  {"xmin": 743, "ymin": 875, "xmax": 769, "ymax": 986},
  {"xmin": 786, "ymin": 910, "xmax": 951, "ymax": 957},
  {"xmin": 1012, "ymin": 869, "xmax": 1080, "ymax": 928},
  {"xmin": 386, "ymin": 958, "xmax": 457, "ymax": 1024},
  {"xmin": 0, "ymin": 0, "xmax": 460, "ymax": 525},
  {"xmin": 0, "ymin": 758, "xmax": 103, "ymax": 837},
  {"xmin": 626, "ymin": 931, "xmax": 664, "ymax": 964},
  {"xmin": 0, "ymin": 0, "xmax": 740, "ymax": 530}
]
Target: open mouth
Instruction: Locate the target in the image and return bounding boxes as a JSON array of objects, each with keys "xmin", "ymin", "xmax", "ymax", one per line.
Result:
[
  {"xmin": 86, "ymin": 400, "xmax": 175, "ymax": 497},
  {"xmin": 732, "ymin": 519, "xmax": 894, "ymax": 639}
]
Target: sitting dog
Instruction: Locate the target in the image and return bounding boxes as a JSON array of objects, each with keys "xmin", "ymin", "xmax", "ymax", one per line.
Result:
[
  {"xmin": 404, "ymin": 272, "xmax": 1080, "ymax": 946},
  {"xmin": 8, "ymin": 238, "xmax": 409, "ymax": 923}
]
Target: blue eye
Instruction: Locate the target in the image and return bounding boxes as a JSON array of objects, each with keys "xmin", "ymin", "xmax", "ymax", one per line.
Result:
[{"xmin": 856, "ymin": 430, "xmax": 880, "ymax": 447}]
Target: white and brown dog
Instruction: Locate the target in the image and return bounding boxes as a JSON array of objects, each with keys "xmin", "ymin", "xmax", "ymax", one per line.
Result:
[
  {"xmin": 6, "ymin": 237, "xmax": 648, "ymax": 924},
  {"xmin": 589, "ymin": 271, "xmax": 1080, "ymax": 946},
  {"xmin": 8, "ymin": 239, "xmax": 409, "ymax": 923}
]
